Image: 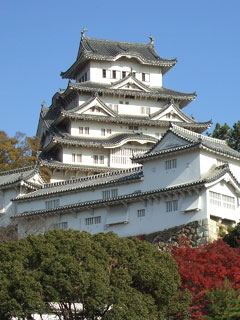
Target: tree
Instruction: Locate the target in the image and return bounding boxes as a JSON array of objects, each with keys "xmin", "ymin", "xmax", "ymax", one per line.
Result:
[
  {"xmin": 207, "ymin": 121, "xmax": 240, "ymax": 152},
  {"xmin": 0, "ymin": 230, "xmax": 190, "ymax": 320},
  {"xmin": 172, "ymin": 238, "xmax": 240, "ymax": 319},
  {"xmin": 204, "ymin": 280, "xmax": 240, "ymax": 320},
  {"xmin": 0, "ymin": 130, "xmax": 40, "ymax": 172},
  {"xmin": 223, "ymin": 223, "xmax": 240, "ymax": 248}
]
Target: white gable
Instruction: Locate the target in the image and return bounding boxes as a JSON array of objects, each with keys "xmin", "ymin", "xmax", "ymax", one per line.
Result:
[
  {"xmin": 151, "ymin": 131, "xmax": 190, "ymax": 153},
  {"xmin": 151, "ymin": 104, "xmax": 193, "ymax": 123},
  {"xmin": 76, "ymin": 97, "xmax": 117, "ymax": 117},
  {"xmin": 110, "ymin": 76, "xmax": 150, "ymax": 92}
]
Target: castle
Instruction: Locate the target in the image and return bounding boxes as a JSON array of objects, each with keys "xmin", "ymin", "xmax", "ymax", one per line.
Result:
[{"xmin": 1, "ymin": 32, "xmax": 240, "ymax": 242}]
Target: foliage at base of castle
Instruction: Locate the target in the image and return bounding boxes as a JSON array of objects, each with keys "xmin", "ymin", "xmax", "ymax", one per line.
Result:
[
  {"xmin": 172, "ymin": 238, "xmax": 240, "ymax": 319},
  {"xmin": 0, "ymin": 230, "xmax": 190, "ymax": 320},
  {"xmin": 204, "ymin": 280, "xmax": 240, "ymax": 320},
  {"xmin": 223, "ymin": 222, "xmax": 240, "ymax": 248}
]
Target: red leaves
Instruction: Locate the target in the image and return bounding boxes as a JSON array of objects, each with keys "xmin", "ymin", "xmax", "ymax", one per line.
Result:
[{"xmin": 172, "ymin": 238, "xmax": 240, "ymax": 319}]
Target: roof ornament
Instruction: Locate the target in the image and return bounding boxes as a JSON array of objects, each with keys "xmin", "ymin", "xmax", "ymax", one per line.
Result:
[
  {"xmin": 81, "ymin": 27, "xmax": 88, "ymax": 39},
  {"xmin": 170, "ymin": 98, "xmax": 174, "ymax": 105},
  {"xmin": 148, "ymin": 35, "xmax": 155, "ymax": 45},
  {"xmin": 41, "ymin": 100, "xmax": 46, "ymax": 108}
]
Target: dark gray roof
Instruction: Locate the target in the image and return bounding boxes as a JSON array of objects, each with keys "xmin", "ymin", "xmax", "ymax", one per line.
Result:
[
  {"xmin": 0, "ymin": 166, "xmax": 45, "ymax": 189},
  {"xmin": 133, "ymin": 123, "xmax": 240, "ymax": 162},
  {"xmin": 58, "ymin": 111, "xmax": 211, "ymax": 133},
  {"xmin": 43, "ymin": 131, "xmax": 157, "ymax": 151},
  {"xmin": 61, "ymin": 36, "xmax": 177, "ymax": 79},
  {"xmin": 13, "ymin": 164, "xmax": 239, "ymax": 218},
  {"xmin": 65, "ymin": 81, "xmax": 195, "ymax": 108},
  {"xmin": 14, "ymin": 166, "xmax": 143, "ymax": 202}
]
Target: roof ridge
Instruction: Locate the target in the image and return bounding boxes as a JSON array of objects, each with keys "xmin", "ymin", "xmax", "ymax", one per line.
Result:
[
  {"xmin": 42, "ymin": 166, "xmax": 142, "ymax": 189},
  {"xmin": 84, "ymin": 36, "xmax": 151, "ymax": 47},
  {"xmin": 0, "ymin": 165, "xmax": 37, "ymax": 176}
]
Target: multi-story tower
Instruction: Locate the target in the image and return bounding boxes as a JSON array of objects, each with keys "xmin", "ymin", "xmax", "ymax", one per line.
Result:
[{"xmin": 37, "ymin": 31, "xmax": 211, "ymax": 182}]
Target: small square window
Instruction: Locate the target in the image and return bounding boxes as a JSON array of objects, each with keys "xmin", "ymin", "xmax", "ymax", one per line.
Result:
[
  {"xmin": 102, "ymin": 69, "xmax": 106, "ymax": 78},
  {"xmin": 85, "ymin": 127, "xmax": 89, "ymax": 135},
  {"xmin": 122, "ymin": 71, "xmax": 126, "ymax": 78},
  {"xmin": 101, "ymin": 128, "xmax": 105, "ymax": 136},
  {"xmin": 112, "ymin": 70, "xmax": 116, "ymax": 79}
]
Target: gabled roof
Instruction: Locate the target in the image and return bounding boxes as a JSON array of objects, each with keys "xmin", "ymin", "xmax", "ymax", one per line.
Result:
[
  {"xmin": 133, "ymin": 123, "xmax": 240, "ymax": 163},
  {"xmin": 57, "ymin": 112, "xmax": 212, "ymax": 133},
  {"xmin": 0, "ymin": 166, "xmax": 46, "ymax": 190},
  {"xmin": 110, "ymin": 74, "xmax": 151, "ymax": 92},
  {"xmin": 61, "ymin": 35, "xmax": 177, "ymax": 79},
  {"xmin": 65, "ymin": 81, "xmax": 195, "ymax": 108},
  {"xmin": 68, "ymin": 96, "xmax": 119, "ymax": 117},
  {"xmin": 13, "ymin": 164, "xmax": 240, "ymax": 219}
]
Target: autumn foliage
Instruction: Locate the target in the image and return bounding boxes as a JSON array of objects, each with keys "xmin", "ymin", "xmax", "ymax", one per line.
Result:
[{"xmin": 172, "ymin": 238, "xmax": 240, "ymax": 319}]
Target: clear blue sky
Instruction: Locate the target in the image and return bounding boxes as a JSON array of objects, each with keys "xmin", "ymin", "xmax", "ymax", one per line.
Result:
[{"xmin": 1, "ymin": 0, "xmax": 240, "ymax": 137}]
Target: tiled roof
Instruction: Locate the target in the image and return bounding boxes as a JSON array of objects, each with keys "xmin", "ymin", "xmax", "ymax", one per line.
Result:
[
  {"xmin": 58, "ymin": 111, "xmax": 212, "ymax": 133},
  {"xmin": 66, "ymin": 82, "xmax": 195, "ymax": 108},
  {"xmin": 0, "ymin": 166, "xmax": 45, "ymax": 189},
  {"xmin": 13, "ymin": 164, "xmax": 237, "ymax": 218},
  {"xmin": 133, "ymin": 123, "xmax": 240, "ymax": 162},
  {"xmin": 61, "ymin": 36, "xmax": 177, "ymax": 79},
  {"xmin": 14, "ymin": 166, "xmax": 143, "ymax": 202},
  {"xmin": 43, "ymin": 131, "xmax": 157, "ymax": 151}
]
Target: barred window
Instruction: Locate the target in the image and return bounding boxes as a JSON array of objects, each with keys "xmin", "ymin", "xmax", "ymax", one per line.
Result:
[
  {"xmin": 166, "ymin": 200, "xmax": 178, "ymax": 212},
  {"xmin": 45, "ymin": 199, "xmax": 60, "ymax": 210},
  {"xmin": 102, "ymin": 69, "xmax": 106, "ymax": 78},
  {"xmin": 102, "ymin": 189, "xmax": 118, "ymax": 200},
  {"xmin": 101, "ymin": 128, "xmax": 105, "ymax": 136},
  {"xmin": 93, "ymin": 155, "xmax": 104, "ymax": 165},
  {"xmin": 110, "ymin": 147, "xmax": 146, "ymax": 165},
  {"xmin": 165, "ymin": 159, "xmax": 177, "ymax": 170},
  {"xmin": 52, "ymin": 222, "xmax": 68, "ymax": 230},
  {"xmin": 210, "ymin": 191, "xmax": 235, "ymax": 210},
  {"xmin": 85, "ymin": 216, "xmax": 101, "ymax": 225},
  {"xmin": 137, "ymin": 209, "xmax": 145, "ymax": 217}
]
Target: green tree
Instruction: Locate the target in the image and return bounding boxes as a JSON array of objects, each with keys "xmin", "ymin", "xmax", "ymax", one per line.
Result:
[
  {"xmin": 204, "ymin": 280, "xmax": 240, "ymax": 320},
  {"xmin": 0, "ymin": 230, "xmax": 190, "ymax": 319},
  {"xmin": 207, "ymin": 121, "xmax": 240, "ymax": 151},
  {"xmin": 223, "ymin": 223, "xmax": 240, "ymax": 248}
]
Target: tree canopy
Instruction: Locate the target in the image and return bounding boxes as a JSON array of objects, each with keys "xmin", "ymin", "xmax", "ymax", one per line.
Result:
[
  {"xmin": 207, "ymin": 121, "xmax": 240, "ymax": 152},
  {"xmin": 0, "ymin": 230, "xmax": 190, "ymax": 320},
  {"xmin": 0, "ymin": 130, "xmax": 40, "ymax": 172}
]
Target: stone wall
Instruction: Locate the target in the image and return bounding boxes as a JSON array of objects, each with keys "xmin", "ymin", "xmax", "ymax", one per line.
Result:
[{"xmin": 145, "ymin": 218, "xmax": 219, "ymax": 248}]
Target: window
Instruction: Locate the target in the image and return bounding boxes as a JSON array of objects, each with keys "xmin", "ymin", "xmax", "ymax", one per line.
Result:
[
  {"xmin": 85, "ymin": 216, "xmax": 101, "ymax": 225},
  {"xmin": 93, "ymin": 155, "xmax": 104, "ymax": 164},
  {"xmin": 137, "ymin": 209, "xmax": 145, "ymax": 217},
  {"xmin": 111, "ymin": 147, "xmax": 146, "ymax": 165},
  {"xmin": 77, "ymin": 154, "xmax": 82, "ymax": 163},
  {"xmin": 113, "ymin": 104, "xmax": 118, "ymax": 112},
  {"xmin": 165, "ymin": 159, "xmax": 177, "ymax": 170},
  {"xmin": 72, "ymin": 153, "xmax": 76, "ymax": 162},
  {"xmin": 107, "ymin": 129, "xmax": 112, "ymax": 135},
  {"xmin": 102, "ymin": 189, "xmax": 118, "ymax": 200},
  {"xmin": 129, "ymin": 126, "xmax": 139, "ymax": 131},
  {"xmin": 119, "ymin": 100, "xmax": 124, "ymax": 104},
  {"xmin": 85, "ymin": 127, "xmax": 89, "ymax": 135},
  {"xmin": 141, "ymin": 107, "xmax": 150, "ymax": 115},
  {"xmin": 79, "ymin": 127, "xmax": 83, "ymax": 134},
  {"xmin": 122, "ymin": 71, "xmax": 126, "ymax": 78},
  {"xmin": 101, "ymin": 128, "xmax": 105, "ymax": 136},
  {"xmin": 142, "ymin": 73, "xmax": 150, "ymax": 82},
  {"xmin": 45, "ymin": 199, "xmax": 60, "ymax": 210},
  {"xmin": 142, "ymin": 73, "xmax": 146, "ymax": 81},
  {"xmin": 112, "ymin": 70, "xmax": 116, "ymax": 79},
  {"xmin": 52, "ymin": 222, "xmax": 68, "ymax": 230},
  {"xmin": 210, "ymin": 191, "xmax": 235, "ymax": 210},
  {"xmin": 166, "ymin": 200, "xmax": 178, "ymax": 212},
  {"xmin": 102, "ymin": 69, "xmax": 106, "ymax": 78}
]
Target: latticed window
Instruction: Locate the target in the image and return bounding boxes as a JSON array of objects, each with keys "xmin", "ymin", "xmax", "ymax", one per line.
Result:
[
  {"xmin": 102, "ymin": 189, "xmax": 118, "ymax": 200},
  {"xmin": 110, "ymin": 147, "xmax": 146, "ymax": 165},
  {"xmin": 102, "ymin": 69, "xmax": 106, "ymax": 78},
  {"xmin": 85, "ymin": 216, "xmax": 101, "ymax": 225},
  {"xmin": 166, "ymin": 200, "xmax": 178, "ymax": 212},
  {"xmin": 210, "ymin": 191, "xmax": 235, "ymax": 210}
]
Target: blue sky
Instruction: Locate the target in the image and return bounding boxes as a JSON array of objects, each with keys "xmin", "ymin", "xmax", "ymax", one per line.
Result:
[{"xmin": 1, "ymin": 0, "xmax": 239, "ymax": 137}]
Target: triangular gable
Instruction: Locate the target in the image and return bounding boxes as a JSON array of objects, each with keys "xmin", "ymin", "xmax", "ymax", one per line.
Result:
[
  {"xmin": 110, "ymin": 75, "xmax": 151, "ymax": 92},
  {"xmin": 151, "ymin": 102, "xmax": 195, "ymax": 123},
  {"xmin": 73, "ymin": 97, "xmax": 118, "ymax": 117},
  {"xmin": 149, "ymin": 130, "xmax": 192, "ymax": 154},
  {"xmin": 205, "ymin": 170, "xmax": 240, "ymax": 196}
]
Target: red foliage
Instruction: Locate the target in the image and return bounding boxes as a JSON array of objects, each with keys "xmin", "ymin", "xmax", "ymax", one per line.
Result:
[{"xmin": 172, "ymin": 238, "xmax": 240, "ymax": 319}]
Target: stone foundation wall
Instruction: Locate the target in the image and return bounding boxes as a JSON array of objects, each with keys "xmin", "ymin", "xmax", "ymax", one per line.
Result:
[{"xmin": 145, "ymin": 218, "xmax": 219, "ymax": 248}]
